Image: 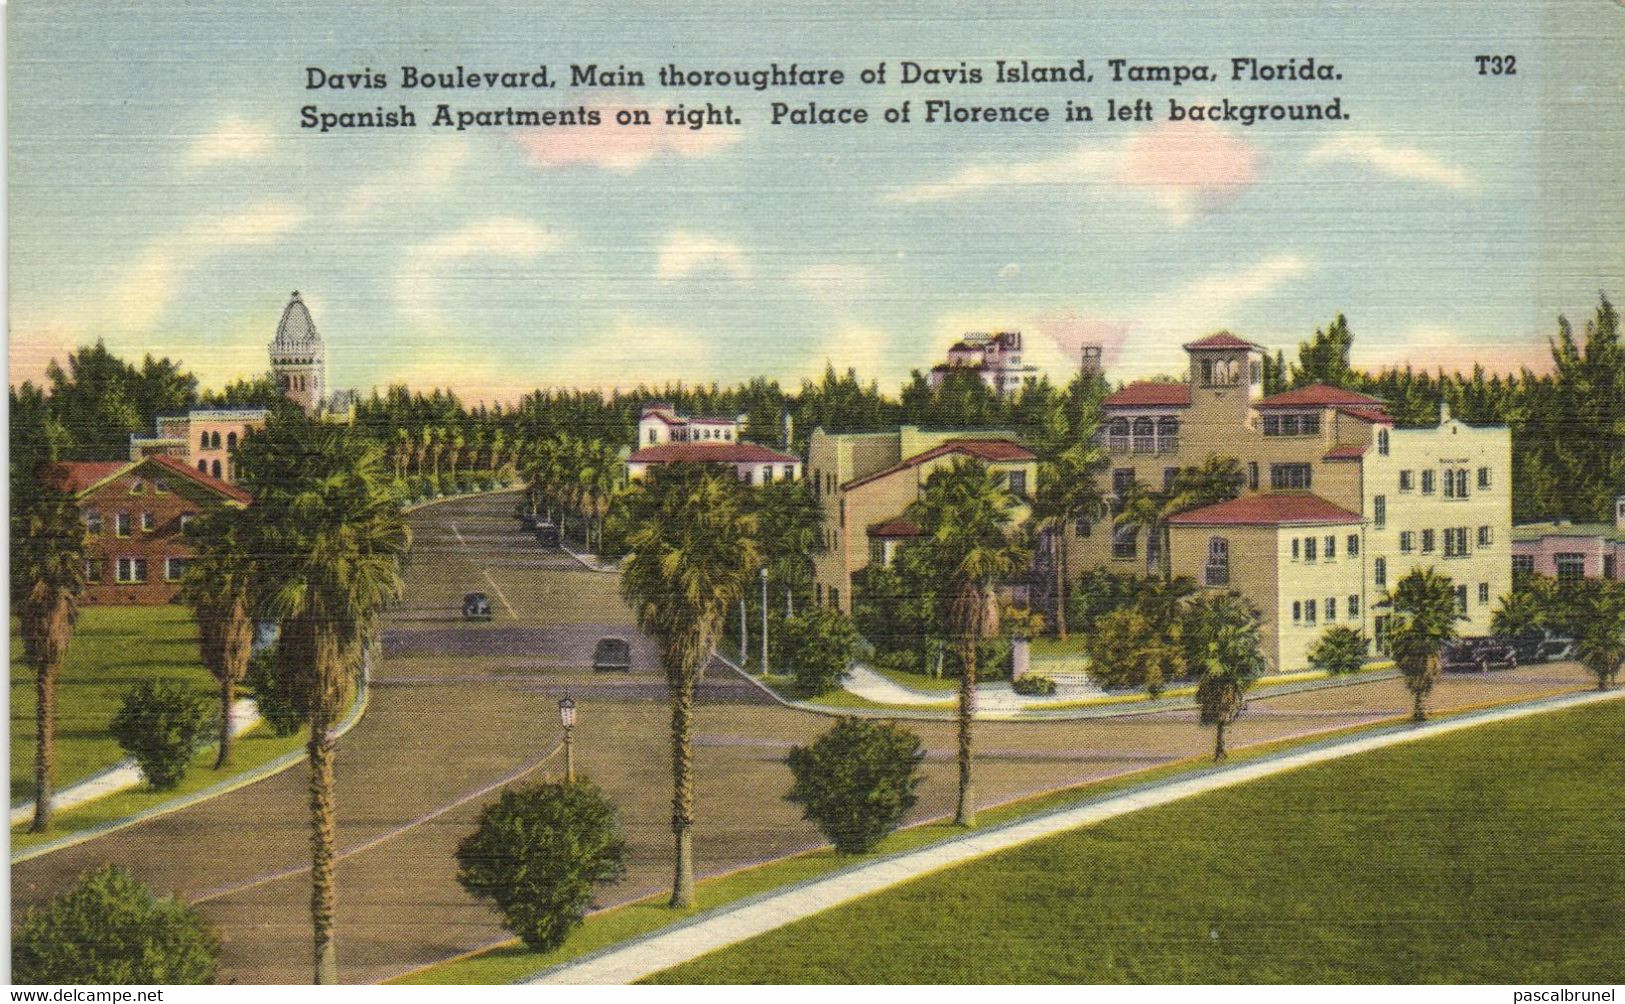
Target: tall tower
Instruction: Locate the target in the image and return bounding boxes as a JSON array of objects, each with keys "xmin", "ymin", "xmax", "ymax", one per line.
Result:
[{"xmin": 269, "ymin": 290, "xmax": 326, "ymax": 415}]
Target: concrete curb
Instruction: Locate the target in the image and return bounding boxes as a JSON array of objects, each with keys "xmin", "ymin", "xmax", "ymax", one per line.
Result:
[
  {"xmin": 526, "ymin": 686, "xmax": 1624, "ymax": 985},
  {"xmin": 12, "ymin": 674, "xmax": 372, "ymax": 865},
  {"xmin": 400, "ymin": 484, "xmax": 522, "ymax": 514},
  {"xmin": 558, "ymin": 540, "xmax": 618, "ymax": 574}
]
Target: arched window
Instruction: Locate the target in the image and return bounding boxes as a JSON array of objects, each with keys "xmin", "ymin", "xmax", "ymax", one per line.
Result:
[
  {"xmin": 211, "ymin": 460, "xmax": 222, "ymax": 479},
  {"xmin": 211, "ymin": 431, "xmax": 222, "ymax": 449},
  {"xmin": 200, "ymin": 431, "xmax": 209, "ymax": 450},
  {"xmin": 227, "ymin": 431, "xmax": 237, "ymax": 449},
  {"xmin": 1132, "ymin": 418, "xmax": 1155, "ymax": 454},
  {"xmin": 1205, "ymin": 537, "xmax": 1230, "ymax": 586},
  {"xmin": 1156, "ymin": 417, "xmax": 1180, "ymax": 453},
  {"xmin": 197, "ymin": 459, "xmax": 208, "ymax": 473},
  {"xmin": 1107, "ymin": 418, "xmax": 1130, "ymax": 452}
]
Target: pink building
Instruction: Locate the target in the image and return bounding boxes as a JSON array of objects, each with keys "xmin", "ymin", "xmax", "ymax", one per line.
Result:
[{"xmin": 1510, "ymin": 496, "xmax": 1625, "ymax": 582}]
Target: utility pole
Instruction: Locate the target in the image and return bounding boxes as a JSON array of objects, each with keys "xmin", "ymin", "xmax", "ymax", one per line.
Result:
[{"xmin": 760, "ymin": 567, "xmax": 769, "ymax": 675}]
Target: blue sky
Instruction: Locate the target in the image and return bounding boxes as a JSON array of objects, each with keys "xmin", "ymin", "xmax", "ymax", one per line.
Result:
[{"xmin": 9, "ymin": 0, "xmax": 1623, "ymax": 403}]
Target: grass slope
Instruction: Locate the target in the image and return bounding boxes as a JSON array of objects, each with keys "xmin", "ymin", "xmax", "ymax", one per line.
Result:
[
  {"xmin": 647, "ymin": 699, "xmax": 1625, "ymax": 984},
  {"xmin": 11, "ymin": 607, "xmax": 216, "ymax": 802}
]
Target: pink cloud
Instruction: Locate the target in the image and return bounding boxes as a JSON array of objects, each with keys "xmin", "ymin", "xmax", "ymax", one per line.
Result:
[
  {"xmin": 513, "ymin": 98, "xmax": 741, "ymax": 171},
  {"xmin": 1113, "ymin": 121, "xmax": 1263, "ymax": 222},
  {"xmin": 1032, "ymin": 311, "xmax": 1133, "ymax": 369}
]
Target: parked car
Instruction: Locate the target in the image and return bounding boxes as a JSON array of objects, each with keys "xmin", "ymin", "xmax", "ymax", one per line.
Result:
[
  {"xmin": 462, "ymin": 592, "xmax": 492, "ymax": 622},
  {"xmin": 1442, "ymin": 636, "xmax": 1518, "ymax": 673},
  {"xmin": 1504, "ymin": 630, "xmax": 1575, "ymax": 665},
  {"xmin": 534, "ymin": 524, "xmax": 560, "ymax": 548},
  {"xmin": 592, "ymin": 636, "xmax": 632, "ymax": 672},
  {"xmin": 519, "ymin": 512, "xmax": 541, "ymax": 531}
]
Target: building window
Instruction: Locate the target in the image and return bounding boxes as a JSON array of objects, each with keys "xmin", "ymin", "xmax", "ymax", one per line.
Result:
[
  {"xmin": 1373, "ymin": 495, "xmax": 1386, "ymax": 529},
  {"xmin": 1478, "ymin": 466, "xmax": 1490, "ymax": 488},
  {"xmin": 1347, "ymin": 534, "xmax": 1360, "ymax": 556},
  {"xmin": 1555, "ymin": 553, "xmax": 1586, "ymax": 585},
  {"xmin": 165, "ymin": 557, "xmax": 188, "ymax": 582},
  {"xmin": 1131, "ymin": 418, "xmax": 1156, "ymax": 454},
  {"xmin": 742, "ymin": 469, "xmax": 753, "ymax": 486},
  {"xmin": 140, "ymin": 512, "xmax": 155, "ymax": 532},
  {"xmin": 1377, "ymin": 429, "xmax": 1390, "ymax": 455},
  {"xmin": 1374, "ymin": 614, "xmax": 1391, "ymax": 654},
  {"xmin": 816, "ymin": 582, "xmax": 824, "ymax": 604},
  {"xmin": 1421, "ymin": 470, "xmax": 1435, "ymax": 494},
  {"xmin": 1205, "ymin": 537, "xmax": 1230, "ymax": 587},
  {"xmin": 199, "ymin": 431, "xmax": 209, "ymax": 450},
  {"xmin": 1399, "ymin": 532, "xmax": 1415, "ymax": 554},
  {"xmin": 1375, "ymin": 557, "xmax": 1387, "ymax": 587},
  {"xmin": 1454, "ymin": 585, "xmax": 1468, "ymax": 614},
  {"xmin": 1326, "ymin": 596, "xmax": 1337, "ymax": 621},
  {"xmin": 211, "ymin": 460, "xmax": 222, "ymax": 479},
  {"xmin": 1157, "ymin": 417, "xmax": 1180, "ymax": 453},
  {"xmin": 1456, "ymin": 469, "xmax": 1469, "ymax": 498},
  {"xmin": 1304, "ymin": 537, "xmax": 1318, "ymax": 562},
  {"xmin": 1477, "ymin": 526, "xmax": 1491, "ymax": 547},
  {"xmin": 115, "ymin": 512, "xmax": 132, "ymax": 537},
  {"xmin": 210, "ymin": 431, "xmax": 222, "ymax": 449},
  {"xmin": 1512, "ymin": 554, "xmax": 1534, "ymax": 576},
  {"xmin": 84, "ymin": 508, "xmax": 103, "ymax": 534},
  {"xmin": 1112, "ymin": 468, "xmax": 1135, "ymax": 498},
  {"xmin": 783, "ymin": 465, "xmax": 795, "ymax": 481},
  {"xmin": 116, "ymin": 557, "xmax": 149, "ymax": 583},
  {"xmin": 1305, "ymin": 599, "xmax": 1317, "ymax": 625},
  {"xmin": 1421, "ymin": 529, "xmax": 1436, "ymax": 554},
  {"xmin": 1292, "ymin": 601, "xmax": 1301, "ymax": 623},
  {"xmin": 1075, "ymin": 516, "xmax": 1092, "ymax": 537},
  {"xmin": 1247, "ymin": 462, "xmax": 1259, "ymax": 491},
  {"xmin": 1112, "ymin": 526, "xmax": 1138, "ymax": 560},
  {"xmin": 1324, "ymin": 535, "xmax": 1336, "ymax": 559},
  {"xmin": 198, "ymin": 460, "xmax": 208, "ymax": 473},
  {"xmin": 830, "ymin": 587, "xmax": 840, "ymax": 609},
  {"xmin": 1292, "ymin": 538, "xmax": 1300, "ymax": 561},
  {"xmin": 869, "ymin": 540, "xmax": 886, "ymax": 566},
  {"xmin": 1007, "ymin": 470, "xmax": 1028, "ymax": 497},
  {"xmin": 1107, "ymin": 418, "xmax": 1130, "ymax": 452},
  {"xmin": 1348, "ymin": 594, "xmax": 1360, "ymax": 619},
  {"xmin": 1399, "ymin": 470, "xmax": 1414, "ymax": 492},
  {"xmin": 1162, "ymin": 468, "xmax": 1178, "ymax": 492},
  {"xmin": 1478, "ymin": 582, "xmax": 1490, "ymax": 605},
  {"xmin": 83, "ymin": 558, "xmax": 105, "ymax": 583},
  {"xmin": 1270, "ymin": 464, "xmax": 1312, "ymax": 490},
  {"xmin": 762, "ymin": 466, "xmax": 774, "ymax": 485}
]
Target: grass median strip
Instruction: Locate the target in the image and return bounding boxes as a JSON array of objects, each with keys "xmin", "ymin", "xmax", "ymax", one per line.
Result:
[{"xmin": 390, "ymin": 699, "xmax": 1479, "ymax": 986}]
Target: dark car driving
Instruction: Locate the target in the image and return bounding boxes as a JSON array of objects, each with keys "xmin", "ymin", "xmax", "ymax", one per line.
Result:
[
  {"xmin": 592, "ymin": 637, "xmax": 632, "ymax": 672},
  {"xmin": 534, "ymin": 523, "xmax": 561, "ymax": 548},
  {"xmin": 462, "ymin": 592, "xmax": 492, "ymax": 622}
]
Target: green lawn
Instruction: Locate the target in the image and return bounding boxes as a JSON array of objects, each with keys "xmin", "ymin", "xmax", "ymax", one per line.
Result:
[
  {"xmin": 11, "ymin": 606, "xmax": 217, "ymax": 803},
  {"xmin": 646, "ymin": 699, "xmax": 1625, "ymax": 984},
  {"xmin": 867, "ymin": 664, "xmax": 963, "ymax": 693}
]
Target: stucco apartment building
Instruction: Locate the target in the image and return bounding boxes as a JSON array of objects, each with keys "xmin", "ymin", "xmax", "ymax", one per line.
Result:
[
  {"xmin": 808, "ymin": 426, "xmax": 1038, "ymax": 612},
  {"xmin": 1510, "ymin": 496, "xmax": 1625, "ymax": 582},
  {"xmin": 627, "ymin": 402, "xmax": 801, "ymax": 485},
  {"xmin": 55, "ymin": 454, "xmax": 252, "ymax": 604},
  {"xmin": 1071, "ymin": 332, "xmax": 1512, "ymax": 671},
  {"xmin": 926, "ymin": 331, "xmax": 1040, "ymax": 397}
]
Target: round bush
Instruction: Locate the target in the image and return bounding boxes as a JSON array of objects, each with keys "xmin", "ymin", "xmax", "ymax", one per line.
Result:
[
  {"xmin": 12, "ymin": 865, "xmax": 220, "ymax": 984},
  {"xmin": 786, "ymin": 718, "xmax": 925, "ymax": 854},
  {"xmin": 109, "ymin": 679, "xmax": 212, "ymax": 790},
  {"xmin": 455, "ymin": 780, "xmax": 627, "ymax": 952},
  {"xmin": 1012, "ymin": 674, "xmax": 1057, "ymax": 696},
  {"xmin": 783, "ymin": 606, "xmax": 862, "ymax": 697}
]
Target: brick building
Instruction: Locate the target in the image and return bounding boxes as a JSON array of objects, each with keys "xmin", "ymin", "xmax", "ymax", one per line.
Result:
[{"xmin": 56, "ymin": 454, "xmax": 251, "ymax": 605}]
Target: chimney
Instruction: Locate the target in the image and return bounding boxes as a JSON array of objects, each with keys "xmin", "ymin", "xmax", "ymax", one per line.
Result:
[{"xmin": 1080, "ymin": 344, "xmax": 1103, "ymax": 377}]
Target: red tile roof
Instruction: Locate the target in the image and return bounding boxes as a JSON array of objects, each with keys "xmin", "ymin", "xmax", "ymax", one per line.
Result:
[
  {"xmin": 50, "ymin": 461, "xmax": 133, "ymax": 495},
  {"xmin": 1165, "ymin": 493, "xmax": 1362, "ymax": 527},
  {"xmin": 1322, "ymin": 445, "xmax": 1368, "ymax": 461},
  {"xmin": 1183, "ymin": 331, "xmax": 1263, "ymax": 351},
  {"xmin": 1256, "ymin": 384, "xmax": 1386, "ymax": 409},
  {"xmin": 843, "ymin": 439, "xmax": 1036, "ymax": 491},
  {"xmin": 1103, "ymin": 382, "xmax": 1192, "ymax": 408},
  {"xmin": 1336, "ymin": 405, "xmax": 1394, "ymax": 426},
  {"xmin": 144, "ymin": 454, "xmax": 253, "ymax": 504},
  {"xmin": 627, "ymin": 442, "xmax": 798, "ymax": 465},
  {"xmin": 867, "ymin": 518, "xmax": 923, "ymax": 538}
]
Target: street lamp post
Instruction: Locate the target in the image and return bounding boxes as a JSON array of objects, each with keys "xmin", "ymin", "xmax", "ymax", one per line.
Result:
[
  {"xmin": 558, "ymin": 695, "xmax": 576, "ymax": 782},
  {"xmin": 760, "ymin": 567, "xmax": 769, "ymax": 676}
]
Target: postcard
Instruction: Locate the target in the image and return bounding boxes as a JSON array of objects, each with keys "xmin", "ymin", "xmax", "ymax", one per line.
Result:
[{"xmin": 8, "ymin": 0, "xmax": 1624, "ymax": 991}]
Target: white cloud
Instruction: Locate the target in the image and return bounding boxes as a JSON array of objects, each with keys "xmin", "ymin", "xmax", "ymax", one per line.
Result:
[
  {"xmin": 1305, "ymin": 134, "xmax": 1470, "ymax": 189},
  {"xmin": 338, "ymin": 144, "xmax": 470, "ymax": 222},
  {"xmin": 1115, "ymin": 254, "xmax": 1312, "ymax": 377},
  {"xmin": 997, "ymin": 263, "xmax": 1021, "ymax": 280},
  {"xmin": 182, "ymin": 115, "xmax": 274, "ymax": 167},
  {"xmin": 656, "ymin": 231, "xmax": 750, "ymax": 281},
  {"xmin": 545, "ymin": 317, "xmax": 718, "ymax": 391},
  {"xmin": 394, "ymin": 217, "xmax": 566, "ymax": 319}
]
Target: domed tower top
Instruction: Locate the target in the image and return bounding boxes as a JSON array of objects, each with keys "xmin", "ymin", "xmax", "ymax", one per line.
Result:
[
  {"xmin": 269, "ymin": 291, "xmax": 327, "ymax": 414},
  {"xmin": 270, "ymin": 290, "xmax": 323, "ymax": 356}
]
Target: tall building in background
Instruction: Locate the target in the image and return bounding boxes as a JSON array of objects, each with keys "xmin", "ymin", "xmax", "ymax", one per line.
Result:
[{"xmin": 269, "ymin": 290, "xmax": 326, "ymax": 415}]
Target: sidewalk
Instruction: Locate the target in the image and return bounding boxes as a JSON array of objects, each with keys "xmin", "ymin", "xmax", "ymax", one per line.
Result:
[
  {"xmin": 526, "ymin": 686, "xmax": 1624, "ymax": 985},
  {"xmin": 10, "ymin": 698, "xmax": 261, "ymax": 827}
]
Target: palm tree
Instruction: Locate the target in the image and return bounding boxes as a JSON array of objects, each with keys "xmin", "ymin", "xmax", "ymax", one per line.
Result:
[
  {"xmin": 906, "ymin": 459, "xmax": 1031, "ymax": 827},
  {"xmin": 1383, "ymin": 568, "xmax": 1462, "ymax": 722},
  {"xmin": 180, "ymin": 508, "xmax": 256, "ymax": 769},
  {"xmin": 1113, "ymin": 482, "xmax": 1163, "ymax": 579},
  {"xmin": 12, "ymin": 472, "xmax": 85, "ymax": 833},
  {"xmin": 756, "ymin": 479, "xmax": 825, "ymax": 616},
  {"xmin": 1033, "ymin": 442, "xmax": 1106, "ymax": 640},
  {"xmin": 237, "ymin": 414, "xmax": 411, "ymax": 983},
  {"xmin": 620, "ymin": 463, "xmax": 760, "ymax": 908},
  {"xmin": 1195, "ymin": 615, "xmax": 1266, "ymax": 761},
  {"xmin": 1572, "ymin": 581, "xmax": 1625, "ymax": 690}
]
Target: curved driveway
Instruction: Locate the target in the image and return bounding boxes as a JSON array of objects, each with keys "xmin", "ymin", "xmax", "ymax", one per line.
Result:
[{"xmin": 10, "ymin": 492, "xmax": 1598, "ymax": 983}]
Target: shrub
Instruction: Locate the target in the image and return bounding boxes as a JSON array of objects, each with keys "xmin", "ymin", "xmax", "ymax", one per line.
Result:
[
  {"xmin": 1082, "ymin": 607, "xmax": 1185, "ymax": 697},
  {"xmin": 455, "ymin": 780, "xmax": 627, "ymax": 952},
  {"xmin": 109, "ymin": 680, "xmax": 212, "ymax": 790},
  {"xmin": 1307, "ymin": 625, "xmax": 1369, "ymax": 675},
  {"xmin": 783, "ymin": 605, "xmax": 863, "ymax": 697},
  {"xmin": 786, "ymin": 718, "xmax": 925, "ymax": 854},
  {"xmin": 12, "ymin": 865, "xmax": 220, "ymax": 984},
  {"xmin": 245, "ymin": 647, "xmax": 304, "ymax": 737},
  {"xmin": 1012, "ymin": 674, "xmax": 1057, "ymax": 696}
]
